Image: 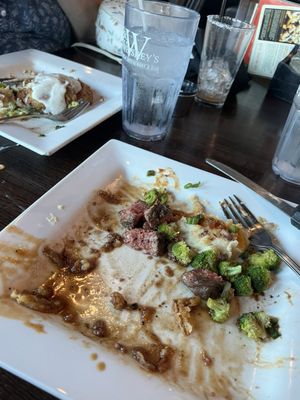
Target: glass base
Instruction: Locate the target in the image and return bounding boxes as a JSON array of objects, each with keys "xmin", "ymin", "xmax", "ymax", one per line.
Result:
[
  {"xmin": 272, "ymin": 160, "xmax": 300, "ymax": 185},
  {"xmin": 272, "ymin": 168, "xmax": 300, "ymax": 185},
  {"xmin": 123, "ymin": 122, "xmax": 167, "ymax": 142},
  {"xmin": 194, "ymin": 95, "xmax": 224, "ymax": 109}
]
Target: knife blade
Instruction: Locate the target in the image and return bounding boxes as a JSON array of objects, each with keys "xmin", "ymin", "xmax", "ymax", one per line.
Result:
[{"xmin": 206, "ymin": 159, "xmax": 300, "ymax": 230}]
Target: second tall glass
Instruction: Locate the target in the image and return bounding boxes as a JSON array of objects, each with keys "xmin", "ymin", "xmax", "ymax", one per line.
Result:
[
  {"xmin": 122, "ymin": 0, "xmax": 199, "ymax": 141},
  {"xmin": 195, "ymin": 15, "xmax": 254, "ymax": 108}
]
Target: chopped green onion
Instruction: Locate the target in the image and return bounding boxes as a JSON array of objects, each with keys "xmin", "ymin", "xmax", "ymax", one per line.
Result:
[
  {"xmin": 186, "ymin": 214, "xmax": 204, "ymax": 224},
  {"xmin": 229, "ymin": 224, "xmax": 239, "ymax": 233},
  {"xmin": 184, "ymin": 181, "xmax": 202, "ymax": 189},
  {"xmin": 144, "ymin": 189, "xmax": 158, "ymax": 206},
  {"xmin": 146, "ymin": 170, "xmax": 156, "ymax": 177}
]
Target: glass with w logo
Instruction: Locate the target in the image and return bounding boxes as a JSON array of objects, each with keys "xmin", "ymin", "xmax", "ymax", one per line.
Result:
[{"xmin": 122, "ymin": 0, "xmax": 199, "ymax": 141}]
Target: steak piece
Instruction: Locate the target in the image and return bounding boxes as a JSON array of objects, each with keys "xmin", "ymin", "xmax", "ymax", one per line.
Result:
[
  {"xmin": 119, "ymin": 200, "xmax": 148, "ymax": 229},
  {"xmin": 144, "ymin": 202, "xmax": 175, "ymax": 229},
  {"xmin": 182, "ymin": 269, "xmax": 225, "ymax": 300},
  {"xmin": 123, "ymin": 228, "xmax": 166, "ymax": 256}
]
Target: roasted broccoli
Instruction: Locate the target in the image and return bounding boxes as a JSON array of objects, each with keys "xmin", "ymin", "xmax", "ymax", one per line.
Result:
[
  {"xmin": 233, "ymin": 274, "xmax": 253, "ymax": 296},
  {"xmin": 247, "ymin": 264, "xmax": 272, "ymax": 293},
  {"xmin": 157, "ymin": 223, "xmax": 179, "ymax": 241},
  {"xmin": 171, "ymin": 241, "xmax": 192, "ymax": 265},
  {"xmin": 237, "ymin": 311, "xmax": 281, "ymax": 341},
  {"xmin": 248, "ymin": 249, "xmax": 280, "ymax": 271},
  {"xmin": 143, "ymin": 188, "xmax": 168, "ymax": 206},
  {"xmin": 207, "ymin": 297, "xmax": 230, "ymax": 323},
  {"xmin": 191, "ymin": 249, "xmax": 218, "ymax": 272},
  {"xmin": 218, "ymin": 261, "xmax": 242, "ymax": 282}
]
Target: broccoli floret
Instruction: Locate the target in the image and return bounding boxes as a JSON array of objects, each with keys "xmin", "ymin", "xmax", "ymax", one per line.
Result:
[
  {"xmin": 233, "ymin": 274, "xmax": 253, "ymax": 296},
  {"xmin": 191, "ymin": 249, "xmax": 218, "ymax": 272},
  {"xmin": 157, "ymin": 223, "xmax": 179, "ymax": 241},
  {"xmin": 207, "ymin": 297, "xmax": 230, "ymax": 323},
  {"xmin": 237, "ymin": 312, "xmax": 267, "ymax": 341},
  {"xmin": 218, "ymin": 261, "xmax": 242, "ymax": 282},
  {"xmin": 237, "ymin": 311, "xmax": 281, "ymax": 341},
  {"xmin": 247, "ymin": 264, "xmax": 272, "ymax": 293},
  {"xmin": 248, "ymin": 249, "xmax": 280, "ymax": 271},
  {"xmin": 143, "ymin": 188, "xmax": 168, "ymax": 206},
  {"xmin": 171, "ymin": 241, "xmax": 192, "ymax": 265},
  {"xmin": 253, "ymin": 311, "xmax": 281, "ymax": 339},
  {"xmin": 265, "ymin": 317, "xmax": 281, "ymax": 339}
]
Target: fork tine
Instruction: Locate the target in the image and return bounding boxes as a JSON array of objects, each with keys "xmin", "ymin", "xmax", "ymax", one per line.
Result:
[
  {"xmin": 221, "ymin": 199, "xmax": 244, "ymax": 226},
  {"xmin": 228, "ymin": 196, "xmax": 255, "ymax": 228},
  {"xmin": 233, "ymin": 195, "xmax": 259, "ymax": 224},
  {"xmin": 220, "ymin": 200, "xmax": 233, "ymax": 220},
  {"xmin": 227, "ymin": 197, "xmax": 250, "ymax": 228}
]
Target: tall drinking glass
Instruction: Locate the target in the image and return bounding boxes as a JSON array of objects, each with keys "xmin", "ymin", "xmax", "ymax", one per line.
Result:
[
  {"xmin": 195, "ymin": 15, "xmax": 254, "ymax": 108},
  {"xmin": 272, "ymin": 85, "xmax": 300, "ymax": 185},
  {"xmin": 122, "ymin": 0, "xmax": 199, "ymax": 141}
]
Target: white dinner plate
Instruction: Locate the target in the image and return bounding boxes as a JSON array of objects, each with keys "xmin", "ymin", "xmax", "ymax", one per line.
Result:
[
  {"xmin": 0, "ymin": 139, "xmax": 299, "ymax": 400},
  {"xmin": 0, "ymin": 49, "xmax": 122, "ymax": 155}
]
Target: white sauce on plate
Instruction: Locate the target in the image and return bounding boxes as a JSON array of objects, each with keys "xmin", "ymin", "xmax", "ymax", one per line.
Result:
[{"xmin": 29, "ymin": 74, "xmax": 82, "ymax": 115}]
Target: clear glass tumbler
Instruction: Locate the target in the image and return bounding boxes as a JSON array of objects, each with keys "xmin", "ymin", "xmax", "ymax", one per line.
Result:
[
  {"xmin": 195, "ymin": 15, "xmax": 254, "ymax": 108},
  {"xmin": 122, "ymin": 0, "xmax": 199, "ymax": 141},
  {"xmin": 272, "ymin": 85, "xmax": 300, "ymax": 185}
]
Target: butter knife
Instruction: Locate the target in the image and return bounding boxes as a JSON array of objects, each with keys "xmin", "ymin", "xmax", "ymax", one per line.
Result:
[{"xmin": 206, "ymin": 159, "xmax": 300, "ymax": 230}]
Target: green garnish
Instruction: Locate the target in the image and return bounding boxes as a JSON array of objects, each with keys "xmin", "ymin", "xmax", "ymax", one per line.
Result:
[
  {"xmin": 146, "ymin": 170, "xmax": 156, "ymax": 177},
  {"xmin": 184, "ymin": 181, "xmax": 202, "ymax": 189},
  {"xmin": 55, "ymin": 125, "xmax": 65, "ymax": 130},
  {"xmin": 68, "ymin": 101, "xmax": 79, "ymax": 108},
  {"xmin": 38, "ymin": 133, "xmax": 46, "ymax": 137},
  {"xmin": 229, "ymin": 224, "xmax": 239, "ymax": 233},
  {"xmin": 143, "ymin": 189, "xmax": 168, "ymax": 206},
  {"xmin": 186, "ymin": 214, "xmax": 204, "ymax": 224}
]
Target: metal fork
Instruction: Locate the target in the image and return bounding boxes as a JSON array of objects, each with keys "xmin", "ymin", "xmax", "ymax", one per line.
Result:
[
  {"xmin": 221, "ymin": 195, "xmax": 300, "ymax": 277},
  {"xmin": 0, "ymin": 99, "xmax": 90, "ymax": 123}
]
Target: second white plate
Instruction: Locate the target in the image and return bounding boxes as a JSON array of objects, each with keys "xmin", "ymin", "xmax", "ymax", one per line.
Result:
[{"xmin": 0, "ymin": 49, "xmax": 122, "ymax": 155}]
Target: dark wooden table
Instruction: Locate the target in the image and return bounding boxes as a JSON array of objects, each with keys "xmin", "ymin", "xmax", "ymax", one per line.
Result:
[{"xmin": 0, "ymin": 46, "xmax": 299, "ymax": 400}]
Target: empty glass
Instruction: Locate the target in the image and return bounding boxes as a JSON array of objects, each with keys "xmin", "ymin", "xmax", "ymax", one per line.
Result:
[{"xmin": 195, "ymin": 15, "xmax": 255, "ymax": 108}]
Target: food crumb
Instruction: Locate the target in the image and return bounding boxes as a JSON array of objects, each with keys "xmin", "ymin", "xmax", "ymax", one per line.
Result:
[
  {"xmin": 90, "ymin": 353, "xmax": 98, "ymax": 361},
  {"xmin": 97, "ymin": 362, "xmax": 106, "ymax": 371},
  {"xmin": 57, "ymin": 204, "xmax": 65, "ymax": 210},
  {"xmin": 46, "ymin": 213, "xmax": 59, "ymax": 225}
]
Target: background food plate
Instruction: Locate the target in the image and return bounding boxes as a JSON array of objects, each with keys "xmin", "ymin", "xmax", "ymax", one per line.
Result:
[
  {"xmin": 0, "ymin": 49, "xmax": 122, "ymax": 156},
  {"xmin": 0, "ymin": 140, "xmax": 299, "ymax": 400}
]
